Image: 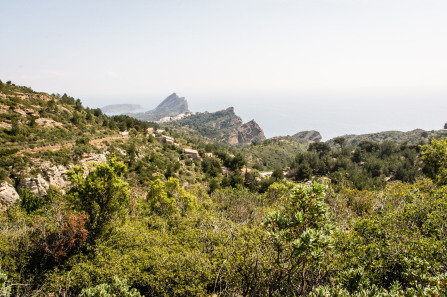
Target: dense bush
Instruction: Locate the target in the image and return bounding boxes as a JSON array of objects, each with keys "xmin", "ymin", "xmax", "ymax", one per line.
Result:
[{"xmin": 290, "ymin": 140, "xmax": 423, "ymax": 190}]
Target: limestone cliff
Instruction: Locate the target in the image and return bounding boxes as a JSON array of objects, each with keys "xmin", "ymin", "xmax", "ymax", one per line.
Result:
[{"xmin": 235, "ymin": 120, "xmax": 265, "ymax": 144}]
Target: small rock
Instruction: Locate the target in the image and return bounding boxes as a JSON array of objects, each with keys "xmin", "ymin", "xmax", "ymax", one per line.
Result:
[
  {"xmin": 80, "ymin": 154, "xmax": 107, "ymax": 164},
  {"xmin": 17, "ymin": 174, "xmax": 50, "ymax": 197},
  {"xmin": 42, "ymin": 165, "xmax": 71, "ymax": 189},
  {"xmin": 0, "ymin": 182, "xmax": 20, "ymax": 208}
]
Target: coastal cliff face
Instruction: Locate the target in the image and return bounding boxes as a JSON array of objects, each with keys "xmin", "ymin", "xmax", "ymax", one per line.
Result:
[
  {"xmin": 177, "ymin": 107, "xmax": 266, "ymax": 145},
  {"xmin": 153, "ymin": 93, "xmax": 189, "ymax": 115},
  {"xmin": 233, "ymin": 120, "xmax": 265, "ymax": 145}
]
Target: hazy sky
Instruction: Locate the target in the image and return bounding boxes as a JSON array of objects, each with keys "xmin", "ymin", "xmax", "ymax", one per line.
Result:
[{"xmin": 1, "ymin": 0, "xmax": 446, "ymax": 139}]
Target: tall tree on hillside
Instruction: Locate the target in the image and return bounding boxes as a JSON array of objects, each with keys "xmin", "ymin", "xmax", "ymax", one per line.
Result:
[
  {"xmin": 421, "ymin": 138, "xmax": 447, "ymax": 185},
  {"xmin": 67, "ymin": 155, "xmax": 130, "ymax": 240},
  {"xmin": 334, "ymin": 137, "xmax": 347, "ymax": 149},
  {"xmin": 308, "ymin": 142, "xmax": 331, "ymax": 157}
]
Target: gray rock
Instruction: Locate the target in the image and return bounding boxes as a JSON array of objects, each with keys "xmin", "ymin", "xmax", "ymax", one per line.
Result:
[
  {"xmin": 0, "ymin": 182, "xmax": 20, "ymax": 207},
  {"xmin": 17, "ymin": 174, "xmax": 50, "ymax": 197},
  {"xmin": 80, "ymin": 154, "xmax": 107, "ymax": 164},
  {"xmin": 42, "ymin": 164, "xmax": 71, "ymax": 189},
  {"xmin": 292, "ymin": 130, "xmax": 322, "ymax": 142},
  {"xmin": 237, "ymin": 120, "xmax": 266, "ymax": 144}
]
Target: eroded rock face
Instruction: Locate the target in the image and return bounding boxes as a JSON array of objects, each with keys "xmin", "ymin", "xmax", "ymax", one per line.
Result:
[
  {"xmin": 154, "ymin": 93, "xmax": 189, "ymax": 115},
  {"xmin": 0, "ymin": 182, "xmax": 20, "ymax": 208},
  {"xmin": 237, "ymin": 120, "xmax": 266, "ymax": 144},
  {"xmin": 42, "ymin": 164, "xmax": 71, "ymax": 189},
  {"xmin": 80, "ymin": 154, "xmax": 107, "ymax": 164},
  {"xmin": 17, "ymin": 174, "xmax": 49, "ymax": 197}
]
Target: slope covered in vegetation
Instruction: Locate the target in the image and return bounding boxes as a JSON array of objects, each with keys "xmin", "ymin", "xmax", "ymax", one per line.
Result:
[{"xmin": 1, "ymin": 80, "xmax": 447, "ymax": 296}]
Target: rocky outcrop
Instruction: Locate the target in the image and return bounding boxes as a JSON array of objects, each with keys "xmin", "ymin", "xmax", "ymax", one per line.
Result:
[
  {"xmin": 29, "ymin": 155, "xmax": 108, "ymax": 191},
  {"xmin": 236, "ymin": 120, "xmax": 265, "ymax": 144},
  {"xmin": 0, "ymin": 182, "xmax": 20, "ymax": 208},
  {"xmin": 444, "ymin": 123, "xmax": 447, "ymax": 129},
  {"xmin": 178, "ymin": 106, "xmax": 266, "ymax": 145},
  {"xmin": 214, "ymin": 108, "xmax": 243, "ymax": 130},
  {"xmin": 80, "ymin": 153, "xmax": 107, "ymax": 164},
  {"xmin": 17, "ymin": 174, "xmax": 50, "ymax": 197},
  {"xmin": 129, "ymin": 93, "xmax": 190, "ymax": 122},
  {"xmin": 154, "ymin": 93, "xmax": 189, "ymax": 115},
  {"xmin": 292, "ymin": 130, "xmax": 322, "ymax": 142},
  {"xmin": 41, "ymin": 163, "xmax": 71, "ymax": 189}
]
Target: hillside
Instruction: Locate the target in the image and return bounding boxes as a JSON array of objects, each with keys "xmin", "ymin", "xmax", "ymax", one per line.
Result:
[
  {"xmin": 240, "ymin": 137, "xmax": 307, "ymax": 170},
  {"xmin": 0, "ymin": 83, "xmax": 115, "ymax": 149},
  {"xmin": 129, "ymin": 93, "xmax": 189, "ymax": 122},
  {"xmin": 292, "ymin": 130, "xmax": 322, "ymax": 142},
  {"xmin": 2, "ymin": 80, "xmax": 447, "ymax": 296},
  {"xmin": 327, "ymin": 128, "xmax": 447, "ymax": 146},
  {"xmin": 0, "ymin": 81, "xmax": 159, "ymax": 194}
]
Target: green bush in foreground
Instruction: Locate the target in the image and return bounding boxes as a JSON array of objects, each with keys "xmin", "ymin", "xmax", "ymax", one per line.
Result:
[
  {"xmin": 264, "ymin": 182, "xmax": 335, "ymax": 295},
  {"xmin": 0, "ymin": 268, "xmax": 11, "ymax": 297},
  {"xmin": 80, "ymin": 276, "xmax": 142, "ymax": 297}
]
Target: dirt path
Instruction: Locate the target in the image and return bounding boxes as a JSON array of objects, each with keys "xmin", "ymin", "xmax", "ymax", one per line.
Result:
[{"xmin": 21, "ymin": 135, "xmax": 129, "ymax": 154}]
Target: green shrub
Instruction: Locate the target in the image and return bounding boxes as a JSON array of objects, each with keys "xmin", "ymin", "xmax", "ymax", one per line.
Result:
[
  {"xmin": 0, "ymin": 268, "xmax": 11, "ymax": 297},
  {"xmin": 19, "ymin": 190, "xmax": 45, "ymax": 214},
  {"xmin": 80, "ymin": 276, "xmax": 142, "ymax": 297}
]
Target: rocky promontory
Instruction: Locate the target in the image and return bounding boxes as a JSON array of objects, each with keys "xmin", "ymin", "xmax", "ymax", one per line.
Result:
[
  {"xmin": 129, "ymin": 93, "xmax": 190, "ymax": 122},
  {"xmin": 176, "ymin": 107, "xmax": 266, "ymax": 145}
]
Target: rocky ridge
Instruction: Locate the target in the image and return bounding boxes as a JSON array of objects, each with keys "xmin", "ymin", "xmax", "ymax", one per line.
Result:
[
  {"xmin": 328, "ymin": 129, "xmax": 447, "ymax": 146},
  {"xmin": 129, "ymin": 93, "xmax": 189, "ymax": 122},
  {"xmin": 292, "ymin": 130, "xmax": 322, "ymax": 142}
]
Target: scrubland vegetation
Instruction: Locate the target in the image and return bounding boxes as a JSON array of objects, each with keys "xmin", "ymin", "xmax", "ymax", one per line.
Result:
[{"xmin": 1, "ymin": 81, "xmax": 447, "ymax": 296}]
